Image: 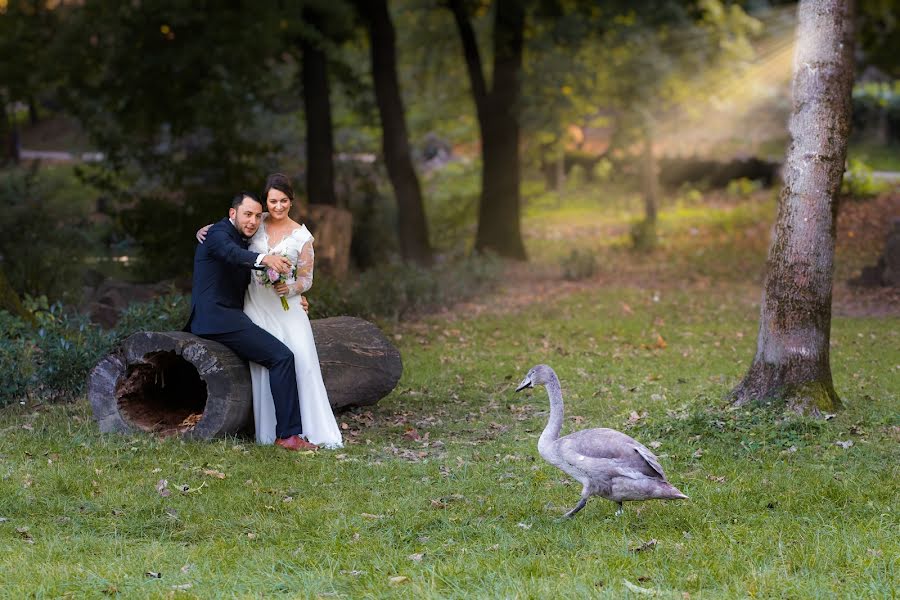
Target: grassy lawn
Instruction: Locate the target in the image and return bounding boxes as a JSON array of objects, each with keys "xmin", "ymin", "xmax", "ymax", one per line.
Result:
[{"xmin": 1, "ymin": 189, "xmax": 898, "ymax": 598}]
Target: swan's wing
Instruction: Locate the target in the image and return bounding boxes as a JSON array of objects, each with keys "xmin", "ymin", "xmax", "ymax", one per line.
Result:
[
  {"xmin": 632, "ymin": 444, "xmax": 666, "ymax": 479},
  {"xmin": 558, "ymin": 429, "xmax": 665, "ymax": 479}
]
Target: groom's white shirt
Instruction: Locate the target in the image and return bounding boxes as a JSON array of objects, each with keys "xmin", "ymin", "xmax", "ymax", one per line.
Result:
[{"xmin": 229, "ymin": 217, "xmax": 266, "ymax": 268}]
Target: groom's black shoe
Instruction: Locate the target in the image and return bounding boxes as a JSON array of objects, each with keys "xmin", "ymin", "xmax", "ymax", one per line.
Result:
[{"xmin": 275, "ymin": 435, "xmax": 319, "ymax": 451}]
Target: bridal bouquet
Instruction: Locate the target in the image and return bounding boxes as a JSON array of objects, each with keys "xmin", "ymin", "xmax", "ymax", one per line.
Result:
[{"xmin": 256, "ymin": 253, "xmax": 297, "ymax": 311}]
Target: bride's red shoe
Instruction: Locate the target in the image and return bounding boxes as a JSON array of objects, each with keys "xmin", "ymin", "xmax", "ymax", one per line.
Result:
[{"xmin": 275, "ymin": 435, "xmax": 319, "ymax": 451}]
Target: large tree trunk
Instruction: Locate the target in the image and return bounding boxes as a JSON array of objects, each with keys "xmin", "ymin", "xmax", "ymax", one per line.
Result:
[
  {"xmin": 450, "ymin": 0, "xmax": 527, "ymax": 260},
  {"xmin": 355, "ymin": 0, "xmax": 433, "ymax": 266},
  {"xmin": 301, "ymin": 18, "xmax": 338, "ymax": 208},
  {"xmin": 731, "ymin": 0, "xmax": 855, "ymax": 415}
]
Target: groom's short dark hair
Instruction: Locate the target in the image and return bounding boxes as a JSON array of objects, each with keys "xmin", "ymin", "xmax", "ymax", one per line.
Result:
[{"xmin": 232, "ymin": 192, "xmax": 261, "ymax": 210}]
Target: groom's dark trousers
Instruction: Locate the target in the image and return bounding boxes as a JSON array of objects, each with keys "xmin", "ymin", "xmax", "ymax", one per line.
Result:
[{"xmin": 185, "ymin": 218, "xmax": 303, "ymax": 439}]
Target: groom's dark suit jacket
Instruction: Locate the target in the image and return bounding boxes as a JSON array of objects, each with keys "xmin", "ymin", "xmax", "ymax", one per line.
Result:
[{"xmin": 185, "ymin": 217, "xmax": 262, "ymax": 335}]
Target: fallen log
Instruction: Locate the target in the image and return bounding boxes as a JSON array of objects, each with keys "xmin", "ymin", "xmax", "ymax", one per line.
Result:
[{"xmin": 88, "ymin": 316, "xmax": 402, "ymax": 439}]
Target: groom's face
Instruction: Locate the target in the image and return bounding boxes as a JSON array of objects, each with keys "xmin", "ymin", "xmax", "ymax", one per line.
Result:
[{"xmin": 229, "ymin": 196, "xmax": 263, "ymax": 238}]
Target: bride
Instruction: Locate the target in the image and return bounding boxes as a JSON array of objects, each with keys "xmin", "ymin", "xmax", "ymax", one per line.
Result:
[{"xmin": 198, "ymin": 173, "xmax": 342, "ymax": 449}]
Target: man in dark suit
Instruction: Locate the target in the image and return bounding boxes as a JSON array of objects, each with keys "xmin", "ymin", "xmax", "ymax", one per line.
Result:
[{"xmin": 185, "ymin": 192, "xmax": 317, "ymax": 451}]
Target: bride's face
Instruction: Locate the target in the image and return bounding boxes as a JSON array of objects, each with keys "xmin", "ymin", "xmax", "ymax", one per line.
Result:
[{"xmin": 267, "ymin": 188, "xmax": 291, "ymax": 221}]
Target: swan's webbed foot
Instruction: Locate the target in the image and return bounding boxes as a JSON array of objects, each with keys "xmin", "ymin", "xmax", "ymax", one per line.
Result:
[{"xmin": 563, "ymin": 498, "xmax": 588, "ymax": 519}]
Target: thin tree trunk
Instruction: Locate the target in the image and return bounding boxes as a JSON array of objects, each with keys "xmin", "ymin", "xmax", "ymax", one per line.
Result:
[
  {"xmin": 731, "ymin": 0, "xmax": 855, "ymax": 415},
  {"xmin": 301, "ymin": 20, "xmax": 338, "ymax": 208},
  {"xmin": 355, "ymin": 0, "xmax": 433, "ymax": 265},
  {"xmin": 449, "ymin": 0, "xmax": 527, "ymax": 260},
  {"xmin": 642, "ymin": 126, "xmax": 658, "ymax": 226},
  {"xmin": 28, "ymin": 96, "xmax": 39, "ymax": 126}
]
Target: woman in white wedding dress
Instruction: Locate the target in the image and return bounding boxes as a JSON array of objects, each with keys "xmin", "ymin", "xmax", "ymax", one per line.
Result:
[{"xmin": 198, "ymin": 173, "xmax": 342, "ymax": 449}]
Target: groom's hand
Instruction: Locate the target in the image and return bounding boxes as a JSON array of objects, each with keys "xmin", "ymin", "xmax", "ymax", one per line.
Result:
[{"xmin": 261, "ymin": 254, "xmax": 292, "ymax": 274}]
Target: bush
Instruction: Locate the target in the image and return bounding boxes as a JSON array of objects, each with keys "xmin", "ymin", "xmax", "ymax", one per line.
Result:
[
  {"xmin": 842, "ymin": 158, "xmax": 888, "ymax": 199},
  {"xmin": 308, "ymin": 254, "xmax": 503, "ymax": 321},
  {"xmin": 560, "ymin": 249, "xmax": 597, "ymax": 281},
  {"xmin": 0, "ymin": 166, "xmax": 99, "ymax": 302},
  {"xmin": 0, "ymin": 293, "xmax": 191, "ymax": 407},
  {"xmin": 114, "ymin": 293, "xmax": 191, "ymax": 338}
]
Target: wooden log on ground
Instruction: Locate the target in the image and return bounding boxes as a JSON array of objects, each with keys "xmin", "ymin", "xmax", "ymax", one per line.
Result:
[{"xmin": 88, "ymin": 317, "xmax": 402, "ymax": 439}]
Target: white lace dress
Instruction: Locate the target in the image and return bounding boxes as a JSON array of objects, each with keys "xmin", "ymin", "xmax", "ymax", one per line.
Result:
[{"xmin": 243, "ymin": 215, "xmax": 343, "ymax": 448}]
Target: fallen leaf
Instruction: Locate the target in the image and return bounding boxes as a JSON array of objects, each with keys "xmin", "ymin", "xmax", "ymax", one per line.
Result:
[
  {"xmin": 16, "ymin": 527, "xmax": 34, "ymax": 543},
  {"xmin": 360, "ymin": 513, "xmax": 383, "ymax": 519},
  {"xmin": 649, "ymin": 441, "xmax": 662, "ymax": 449},
  {"xmin": 692, "ymin": 448, "xmax": 704, "ymax": 459},
  {"xmin": 389, "ymin": 576, "xmax": 410, "ymax": 585},
  {"xmin": 0, "ymin": 517, "xmax": 8, "ymax": 523},
  {"xmin": 403, "ymin": 428, "xmax": 421, "ymax": 441},
  {"xmin": 171, "ymin": 583, "xmax": 192, "ymax": 591},
  {"xmin": 246, "ymin": 532, "xmax": 257, "ymax": 539},
  {"xmin": 180, "ymin": 564, "xmax": 193, "ymax": 574},
  {"xmin": 517, "ymin": 522, "xmax": 532, "ymax": 530},
  {"xmin": 623, "ymin": 579, "xmax": 656, "ymax": 595},
  {"xmin": 22, "ymin": 424, "xmax": 33, "ymax": 431},
  {"xmin": 340, "ymin": 570, "xmax": 366, "ymax": 576},
  {"xmin": 145, "ymin": 571, "xmax": 162, "ymax": 579},
  {"xmin": 631, "ymin": 539, "xmax": 658, "ymax": 553},
  {"xmin": 706, "ymin": 474, "xmax": 725, "ymax": 483},
  {"xmin": 408, "ymin": 553, "xmax": 424, "ymax": 562},
  {"xmin": 155, "ymin": 479, "xmax": 171, "ymax": 497},
  {"xmin": 202, "ymin": 469, "xmax": 226, "ymax": 479},
  {"xmin": 835, "ymin": 440, "xmax": 853, "ymax": 449},
  {"xmin": 626, "ymin": 411, "xmax": 648, "ymax": 426}
]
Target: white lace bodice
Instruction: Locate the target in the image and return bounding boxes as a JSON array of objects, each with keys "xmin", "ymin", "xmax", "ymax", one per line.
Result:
[{"xmin": 249, "ymin": 215, "xmax": 315, "ymax": 295}]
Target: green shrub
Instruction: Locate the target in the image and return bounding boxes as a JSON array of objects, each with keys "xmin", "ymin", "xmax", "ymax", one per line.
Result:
[
  {"xmin": 309, "ymin": 254, "xmax": 502, "ymax": 321},
  {"xmin": 0, "ymin": 166, "xmax": 98, "ymax": 302},
  {"xmin": 726, "ymin": 177, "xmax": 762, "ymax": 198},
  {"xmin": 560, "ymin": 248, "xmax": 597, "ymax": 281},
  {"xmin": 114, "ymin": 293, "xmax": 191, "ymax": 338},
  {"xmin": 841, "ymin": 158, "xmax": 888, "ymax": 199}
]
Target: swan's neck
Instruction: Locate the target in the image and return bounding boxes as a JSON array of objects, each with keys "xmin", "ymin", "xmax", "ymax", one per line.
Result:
[{"xmin": 539, "ymin": 378, "xmax": 564, "ymax": 447}]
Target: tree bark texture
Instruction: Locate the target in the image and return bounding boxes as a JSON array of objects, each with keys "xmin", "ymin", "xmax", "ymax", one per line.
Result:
[
  {"xmin": 88, "ymin": 318, "xmax": 402, "ymax": 439},
  {"xmin": 356, "ymin": 0, "xmax": 433, "ymax": 265},
  {"xmin": 450, "ymin": 0, "xmax": 527, "ymax": 260},
  {"xmin": 301, "ymin": 19, "xmax": 338, "ymax": 208},
  {"xmin": 732, "ymin": 0, "xmax": 854, "ymax": 415}
]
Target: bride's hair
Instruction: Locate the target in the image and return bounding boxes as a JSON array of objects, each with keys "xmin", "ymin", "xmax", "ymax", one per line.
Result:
[{"xmin": 263, "ymin": 172, "xmax": 294, "ymax": 203}]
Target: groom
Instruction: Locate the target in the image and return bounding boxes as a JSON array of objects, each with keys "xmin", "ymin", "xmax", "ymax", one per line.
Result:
[{"xmin": 185, "ymin": 192, "xmax": 317, "ymax": 451}]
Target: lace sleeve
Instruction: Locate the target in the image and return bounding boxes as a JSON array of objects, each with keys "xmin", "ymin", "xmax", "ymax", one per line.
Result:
[{"xmin": 289, "ymin": 239, "xmax": 314, "ymax": 295}]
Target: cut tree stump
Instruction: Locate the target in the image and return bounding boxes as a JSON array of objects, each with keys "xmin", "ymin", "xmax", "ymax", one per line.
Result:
[{"xmin": 88, "ymin": 317, "xmax": 402, "ymax": 439}]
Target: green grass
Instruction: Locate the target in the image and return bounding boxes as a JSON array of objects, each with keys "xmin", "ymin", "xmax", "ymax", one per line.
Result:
[{"xmin": 2, "ymin": 191, "xmax": 898, "ymax": 598}]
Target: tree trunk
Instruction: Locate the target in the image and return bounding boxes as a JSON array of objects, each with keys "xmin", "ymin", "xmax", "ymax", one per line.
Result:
[
  {"xmin": 28, "ymin": 96, "xmax": 39, "ymax": 126},
  {"xmin": 88, "ymin": 318, "xmax": 402, "ymax": 439},
  {"xmin": 356, "ymin": 0, "xmax": 433, "ymax": 265},
  {"xmin": 731, "ymin": 0, "xmax": 855, "ymax": 415},
  {"xmin": 641, "ymin": 127, "xmax": 659, "ymax": 226},
  {"xmin": 450, "ymin": 0, "xmax": 527, "ymax": 260},
  {"xmin": 301, "ymin": 21, "xmax": 338, "ymax": 208}
]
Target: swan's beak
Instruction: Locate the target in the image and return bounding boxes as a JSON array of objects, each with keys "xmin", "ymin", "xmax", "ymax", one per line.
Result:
[{"xmin": 515, "ymin": 375, "xmax": 533, "ymax": 392}]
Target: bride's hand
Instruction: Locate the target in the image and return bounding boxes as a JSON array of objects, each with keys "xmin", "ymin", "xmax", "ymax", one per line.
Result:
[
  {"xmin": 196, "ymin": 224, "xmax": 213, "ymax": 243},
  {"xmin": 274, "ymin": 282, "xmax": 290, "ymax": 296},
  {"xmin": 300, "ymin": 295, "xmax": 309, "ymax": 314}
]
